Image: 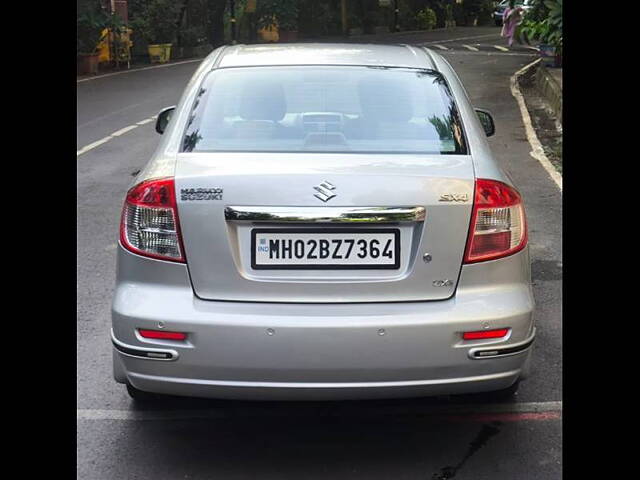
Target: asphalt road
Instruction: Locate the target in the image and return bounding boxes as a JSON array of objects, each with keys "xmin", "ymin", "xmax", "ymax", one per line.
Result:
[{"xmin": 77, "ymin": 27, "xmax": 562, "ymax": 479}]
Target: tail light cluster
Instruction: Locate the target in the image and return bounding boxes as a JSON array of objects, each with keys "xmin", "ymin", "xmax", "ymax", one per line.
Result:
[
  {"xmin": 118, "ymin": 177, "xmax": 525, "ymax": 265},
  {"xmin": 464, "ymin": 178, "xmax": 527, "ymax": 264},
  {"xmin": 120, "ymin": 177, "xmax": 186, "ymax": 263}
]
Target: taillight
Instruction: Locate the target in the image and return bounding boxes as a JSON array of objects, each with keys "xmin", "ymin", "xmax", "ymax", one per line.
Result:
[
  {"xmin": 464, "ymin": 179, "xmax": 527, "ymax": 264},
  {"xmin": 120, "ymin": 177, "xmax": 186, "ymax": 262}
]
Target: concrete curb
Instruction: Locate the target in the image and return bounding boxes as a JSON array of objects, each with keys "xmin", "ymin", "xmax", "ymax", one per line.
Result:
[
  {"xmin": 76, "ymin": 58, "xmax": 204, "ymax": 83},
  {"xmin": 534, "ymin": 66, "xmax": 562, "ymax": 124},
  {"xmin": 510, "ymin": 59, "xmax": 562, "ymax": 191}
]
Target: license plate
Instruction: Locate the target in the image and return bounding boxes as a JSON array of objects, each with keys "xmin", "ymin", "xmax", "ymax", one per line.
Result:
[{"xmin": 251, "ymin": 228, "xmax": 400, "ymax": 270}]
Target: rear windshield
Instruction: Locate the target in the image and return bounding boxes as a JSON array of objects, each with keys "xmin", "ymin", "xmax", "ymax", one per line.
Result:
[{"xmin": 181, "ymin": 66, "xmax": 467, "ymax": 154}]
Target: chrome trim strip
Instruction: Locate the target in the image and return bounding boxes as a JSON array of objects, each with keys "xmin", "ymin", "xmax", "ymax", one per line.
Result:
[
  {"xmin": 111, "ymin": 329, "xmax": 179, "ymax": 362},
  {"xmin": 468, "ymin": 328, "xmax": 536, "ymax": 360},
  {"xmin": 224, "ymin": 206, "xmax": 426, "ymax": 223},
  {"xmin": 128, "ymin": 369, "xmax": 520, "ymax": 389}
]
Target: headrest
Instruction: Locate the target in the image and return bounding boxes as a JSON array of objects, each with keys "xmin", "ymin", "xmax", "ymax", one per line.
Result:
[
  {"xmin": 238, "ymin": 81, "xmax": 287, "ymax": 121},
  {"xmin": 358, "ymin": 77, "xmax": 413, "ymax": 122}
]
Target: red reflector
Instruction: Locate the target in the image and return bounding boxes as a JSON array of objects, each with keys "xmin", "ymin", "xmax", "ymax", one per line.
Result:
[
  {"xmin": 138, "ymin": 329, "xmax": 187, "ymax": 341},
  {"xmin": 463, "ymin": 328, "xmax": 509, "ymax": 340}
]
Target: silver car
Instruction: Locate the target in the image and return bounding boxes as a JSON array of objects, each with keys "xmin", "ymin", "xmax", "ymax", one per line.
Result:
[{"xmin": 112, "ymin": 44, "xmax": 534, "ymax": 401}]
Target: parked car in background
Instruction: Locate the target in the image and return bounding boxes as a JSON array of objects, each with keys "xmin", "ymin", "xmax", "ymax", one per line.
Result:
[
  {"xmin": 112, "ymin": 43, "xmax": 534, "ymax": 402},
  {"xmin": 493, "ymin": 0, "xmax": 533, "ymax": 26}
]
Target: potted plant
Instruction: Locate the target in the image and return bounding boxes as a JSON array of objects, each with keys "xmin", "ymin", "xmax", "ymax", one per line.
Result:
[
  {"xmin": 257, "ymin": 0, "xmax": 299, "ymax": 42},
  {"xmin": 77, "ymin": 1, "xmax": 109, "ymax": 75},
  {"xmin": 130, "ymin": 0, "xmax": 181, "ymax": 63}
]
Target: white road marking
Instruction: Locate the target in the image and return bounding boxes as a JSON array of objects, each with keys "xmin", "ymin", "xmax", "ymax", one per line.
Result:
[
  {"xmin": 437, "ymin": 51, "xmax": 535, "ymax": 57},
  {"xmin": 421, "ymin": 33, "xmax": 500, "ymax": 45},
  {"xmin": 76, "ymin": 137, "xmax": 111, "ymax": 156},
  {"xmin": 462, "ymin": 44, "xmax": 479, "ymax": 51},
  {"xmin": 77, "ymin": 115, "xmax": 156, "ymax": 157},
  {"xmin": 523, "ymin": 45, "xmax": 540, "ymax": 51},
  {"xmin": 510, "ymin": 59, "xmax": 562, "ymax": 191},
  {"xmin": 77, "ymin": 401, "xmax": 562, "ymax": 421},
  {"xmin": 77, "ymin": 58, "xmax": 203, "ymax": 84},
  {"xmin": 432, "ymin": 44, "xmax": 449, "ymax": 50},
  {"xmin": 493, "ymin": 45, "xmax": 509, "ymax": 52},
  {"xmin": 77, "ymin": 102, "xmax": 145, "ymax": 130},
  {"xmin": 111, "ymin": 125, "xmax": 138, "ymax": 137}
]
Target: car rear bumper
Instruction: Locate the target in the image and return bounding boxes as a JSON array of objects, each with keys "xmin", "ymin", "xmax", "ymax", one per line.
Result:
[
  {"xmin": 112, "ymin": 247, "xmax": 534, "ymax": 400},
  {"xmin": 113, "ymin": 332, "xmax": 533, "ymax": 400}
]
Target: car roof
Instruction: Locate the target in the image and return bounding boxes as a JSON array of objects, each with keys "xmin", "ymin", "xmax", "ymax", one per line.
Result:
[{"xmin": 216, "ymin": 43, "xmax": 436, "ymax": 70}]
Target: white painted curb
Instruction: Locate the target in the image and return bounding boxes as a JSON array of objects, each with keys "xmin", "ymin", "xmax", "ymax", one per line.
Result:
[
  {"xmin": 510, "ymin": 59, "xmax": 562, "ymax": 192},
  {"xmin": 76, "ymin": 58, "xmax": 203, "ymax": 84}
]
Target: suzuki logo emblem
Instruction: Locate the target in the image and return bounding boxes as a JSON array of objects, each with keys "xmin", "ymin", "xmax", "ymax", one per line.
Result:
[{"xmin": 313, "ymin": 181, "xmax": 337, "ymax": 202}]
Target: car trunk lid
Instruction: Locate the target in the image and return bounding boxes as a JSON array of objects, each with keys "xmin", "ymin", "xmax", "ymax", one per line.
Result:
[{"xmin": 174, "ymin": 152, "xmax": 474, "ymax": 303}]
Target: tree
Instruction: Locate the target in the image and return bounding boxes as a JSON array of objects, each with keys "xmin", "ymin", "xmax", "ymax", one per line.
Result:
[
  {"xmin": 257, "ymin": 0, "xmax": 300, "ymax": 32},
  {"xmin": 77, "ymin": 0, "xmax": 110, "ymax": 54},
  {"xmin": 176, "ymin": 0, "xmax": 191, "ymax": 47},
  {"xmin": 517, "ymin": 0, "xmax": 562, "ymax": 57},
  {"xmin": 129, "ymin": 0, "xmax": 182, "ymax": 44},
  {"xmin": 205, "ymin": 0, "xmax": 227, "ymax": 47}
]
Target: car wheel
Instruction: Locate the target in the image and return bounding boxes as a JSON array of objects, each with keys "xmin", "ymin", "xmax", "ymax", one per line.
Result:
[{"xmin": 126, "ymin": 383, "xmax": 165, "ymax": 402}]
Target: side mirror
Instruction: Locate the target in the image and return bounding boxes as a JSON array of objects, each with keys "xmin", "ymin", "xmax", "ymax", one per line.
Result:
[
  {"xmin": 155, "ymin": 106, "xmax": 176, "ymax": 135},
  {"xmin": 475, "ymin": 108, "xmax": 495, "ymax": 137}
]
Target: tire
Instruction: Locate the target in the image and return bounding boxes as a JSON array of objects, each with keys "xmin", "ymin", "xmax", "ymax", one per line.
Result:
[{"xmin": 126, "ymin": 383, "xmax": 165, "ymax": 402}]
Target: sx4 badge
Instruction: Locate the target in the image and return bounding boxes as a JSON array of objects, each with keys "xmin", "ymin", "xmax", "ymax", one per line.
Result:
[
  {"xmin": 439, "ymin": 193, "xmax": 468, "ymax": 203},
  {"xmin": 181, "ymin": 188, "xmax": 223, "ymax": 201}
]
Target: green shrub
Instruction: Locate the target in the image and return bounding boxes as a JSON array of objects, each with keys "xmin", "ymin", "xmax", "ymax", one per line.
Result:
[
  {"xmin": 129, "ymin": 0, "xmax": 182, "ymax": 44},
  {"xmin": 395, "ymin": 0, "xmax": 417, "ymax": 31},
  {"xmin": 452, "ymin": 2, "xmax": 466, "ymax": 25},
  {"xmin": 257, "ymin": 0, "xmax": 300, "ymax": 31},
  {"xmin": 77, "ymin": 0, "xmax": 109, "ymax": 54},
  {"xmin": 459, "ymin": 0, "xmax": 493, "ymax": 25},
  {"xmin": 476, "ymin": 0, "xmax": 494, "ymax": 25},
  {"xmin": 517, "ymin": 0, "xmax": 562, "ymax": 54},
  {"xmin": 416, "ymin": 8, "xmax": 437, "ymax": 30},
  {"xmin": 179, "ymin": 26, "xmax": 207, "ymax": 47}
]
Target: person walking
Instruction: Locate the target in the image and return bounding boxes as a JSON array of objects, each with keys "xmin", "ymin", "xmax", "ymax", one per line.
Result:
[{"xmin": 501, "ymin": 0, "xmax": 524, "ymax": 47}]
